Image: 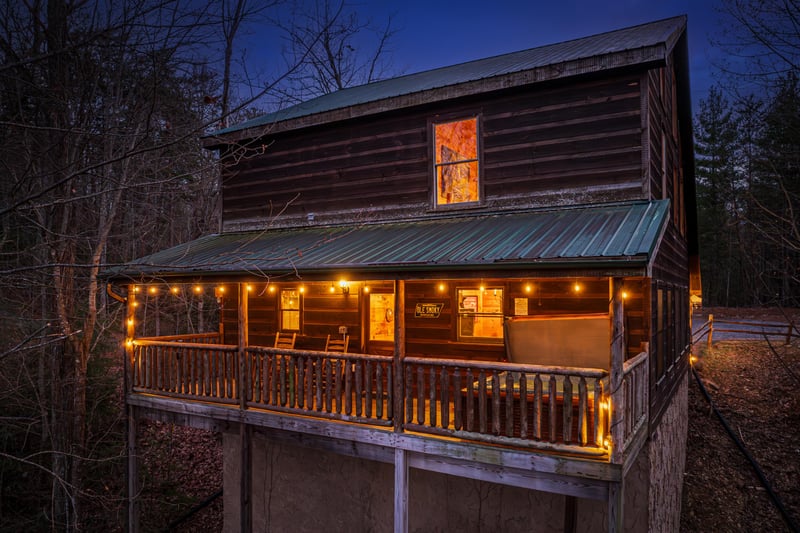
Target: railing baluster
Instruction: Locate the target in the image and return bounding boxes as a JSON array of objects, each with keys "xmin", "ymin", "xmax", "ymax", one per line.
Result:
[
  {"xmin": 364, "ymin": 360, "xmax": 372, "ymax": 418},
  {"xmin": 533, "ymin": 373, "xmax": 542, "ymax": 440},
  {"xmin": 505, "ymin": 371, "xmax": 514, "ymax": 438},
  {"xmin": 478, "ymin": 370, "xmax": 487, "ymax": 434},
  {"xmin": 440, "ymin": 366, "xmax": 449, "ymax": 430},
  {"xmin": 417, "ymin": 366, "xmax": 425, "ymax": 425},
  {"xmin": 519, "ymin": 373, "xmax": 527, "ymax": 439},
  {"xmin": 491, "ymin": 370, "xmax": 500, "ymax": 435},
  {"xmin": 563, "ymin": 376, "xmax": 573, "ymax": 443},
  {"xmin": 465, "ymin": 370, "xmax": 474, "ymax": 432},
  {"xmin": 428, "ymin": 366, "xmax": 436, "ymax": 428},
  {"xmin": 548, "ymin": 374, "xmax": 557, "ymax": 443},
  {"xmin": 453, "ymin": 368, "xmax": 462, "ymax": 431}
]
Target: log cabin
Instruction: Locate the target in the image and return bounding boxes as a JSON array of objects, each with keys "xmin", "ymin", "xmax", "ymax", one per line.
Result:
[{"xmin": 109, "ymin": 15, "xmax": 699, "ymax": 532}]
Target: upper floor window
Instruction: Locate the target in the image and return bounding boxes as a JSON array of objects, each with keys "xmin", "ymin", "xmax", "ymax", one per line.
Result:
[{"xmin": 433, "ymin": 117, "xmax": 480, "ymax": 206}]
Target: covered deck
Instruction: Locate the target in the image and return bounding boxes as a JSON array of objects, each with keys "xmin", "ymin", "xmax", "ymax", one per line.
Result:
[{"xmin": 114, "ymin": 201, "xmax": 665, "ymax": 531}]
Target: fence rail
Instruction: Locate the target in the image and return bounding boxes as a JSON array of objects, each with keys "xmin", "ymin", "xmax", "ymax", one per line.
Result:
[{"xmin": 693, "ymin": 314, "xmax": 797, "ymax": 347}]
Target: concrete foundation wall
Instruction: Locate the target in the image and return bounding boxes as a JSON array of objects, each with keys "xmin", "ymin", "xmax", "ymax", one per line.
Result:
[
  {"xmin": 648, "ymin": 372, "xmax": 689, "ymax": 533},
  {"xmin": 222, "ymin": 432, "xmax": 607, "ymax": 532}
]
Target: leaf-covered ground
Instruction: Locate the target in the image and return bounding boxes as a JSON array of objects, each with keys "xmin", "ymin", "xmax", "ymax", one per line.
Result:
[{"xmin": 682, "ymin": 311, "xmax": 800, "ymax": 532}]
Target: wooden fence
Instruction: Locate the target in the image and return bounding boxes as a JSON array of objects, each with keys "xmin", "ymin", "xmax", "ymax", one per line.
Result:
[{"xmin": 693, "ymin": 314, "xmax": 798, "ymax": 347}]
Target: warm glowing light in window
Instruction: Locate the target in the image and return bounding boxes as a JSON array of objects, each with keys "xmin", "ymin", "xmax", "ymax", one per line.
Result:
[{"xmin": 434, "ymin": 117, "xmax": 479, "ymax": 206}]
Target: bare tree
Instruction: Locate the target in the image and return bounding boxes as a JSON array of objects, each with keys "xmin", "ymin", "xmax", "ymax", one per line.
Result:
[{"xmin": 274, "ymin": 0, "xmax": 398, "ymax": 103}]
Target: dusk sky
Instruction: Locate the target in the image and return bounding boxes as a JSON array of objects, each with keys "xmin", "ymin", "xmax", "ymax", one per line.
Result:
[{"xmin": 247, "ymin": 1, "xmax": 724, "ymax": 111}]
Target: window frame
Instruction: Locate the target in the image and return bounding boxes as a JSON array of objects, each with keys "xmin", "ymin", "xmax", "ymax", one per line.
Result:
[
  {"xmin": 430, "ymin": 115, "xmax": 483, "ymax": 209},
  {"xmin": 279, "ymin": 288, "xmax": 302, "ymax": 332},
  {"xmin": 456, "ymin": 286, "xmax": 504, "ymax": 344}
]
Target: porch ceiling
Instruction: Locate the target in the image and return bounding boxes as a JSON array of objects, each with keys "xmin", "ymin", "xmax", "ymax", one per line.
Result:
[{"xmin": 109, "ymin": 200, "xmax": 669, "ymax": 280}]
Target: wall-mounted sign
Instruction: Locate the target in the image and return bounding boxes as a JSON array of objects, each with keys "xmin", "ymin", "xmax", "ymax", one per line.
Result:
[{"xmin": 415, "ymin": 302, "xmax": 444, "ymax": 318}]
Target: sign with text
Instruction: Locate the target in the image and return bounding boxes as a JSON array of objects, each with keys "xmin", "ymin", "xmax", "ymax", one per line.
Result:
[{"xmin": 414, "ymin": 302, "xmax": 444, "ymax": 318}]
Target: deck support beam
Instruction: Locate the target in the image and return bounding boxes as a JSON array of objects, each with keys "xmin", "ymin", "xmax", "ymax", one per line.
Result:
[
  {"xmin": 394, "ymin": 448, "xmax": 408, "ymax": 533},
  {"xmin": 125, "ymin": 285, "xmax": 139, "ymax": 533}
]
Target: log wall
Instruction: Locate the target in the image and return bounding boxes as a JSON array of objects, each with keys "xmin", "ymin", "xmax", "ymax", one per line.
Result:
[{"xmin": 221, "ymin": 74, "xmax": 644, "ymax": 230}]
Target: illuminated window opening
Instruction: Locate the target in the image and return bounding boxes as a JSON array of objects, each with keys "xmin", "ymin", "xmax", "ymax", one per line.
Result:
[
  {"xmin": 457, "ymin": 287, "xmax": 503, "ymax": 343},
  {"xmin": 433, "ymin": 117, "xmax": 480, "ymax": 206},
  {"xmin": 280, "ymin": 289, "xmax": 301, "ymax": 331},
  {"xmin": 369, "ymin": 292, "xmax": 395, "ymax": 342}
]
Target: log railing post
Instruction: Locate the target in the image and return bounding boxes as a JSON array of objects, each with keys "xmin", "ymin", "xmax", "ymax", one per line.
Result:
[
  {"xmin": 237, "ymin": 283, "xmax": 249, "ymax": 409},
  {"xmin": 609, "ymin": 277, "xmax": 625, "ymax": 464},
  {"xmin": 125, "ymin": 284, "xmax": 139, "ymax": 533},
  {"xmin": 393, "ymin": 280, "xmax": 405, "ymax": 432}
]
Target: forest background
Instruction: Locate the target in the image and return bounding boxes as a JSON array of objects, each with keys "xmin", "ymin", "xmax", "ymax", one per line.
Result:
[{"xmin": 0, "ymin": 0, "xmax": 797, "ymax": 530}]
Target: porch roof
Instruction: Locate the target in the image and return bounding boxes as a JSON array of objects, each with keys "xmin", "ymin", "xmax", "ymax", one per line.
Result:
[{"xmin": 110, "ymin": 200, "xmax": 669, "ymax": 280}]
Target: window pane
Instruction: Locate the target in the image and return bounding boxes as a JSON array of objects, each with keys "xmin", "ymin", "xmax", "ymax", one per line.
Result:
[
  {"xmin": 369, "ymin": 293, "xmax": 395, "ymax": 341},
  {"xmin": 434, "ymin": 118, "xmax": 479, "ymax": 205},
  {"xmin": 281, "ymin": 290, "xmax": 300, "ymax": 331},
  {"xmin": 457, "ymin": 288, "xmax": 503, "ymax": 342}
]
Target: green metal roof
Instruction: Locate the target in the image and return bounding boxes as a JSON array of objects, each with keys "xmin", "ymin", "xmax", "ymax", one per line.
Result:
[
  {"xmin": 110, "ymin": 201, "xmax": 669, "ymax": 280},
  {"xmin": 206, "ymin": 16, "xmax": 685, "ymax": 140}
]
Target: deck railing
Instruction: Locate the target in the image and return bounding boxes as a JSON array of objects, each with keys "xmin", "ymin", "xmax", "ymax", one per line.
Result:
[
  {"xmin": 614, "ymin": 348, "xmax": 649, "ymax": 456},
  {"xmin": 130, "ymin": 338, "xmax": 626, "ymax": 459},
  {"xmin": 402, "ymin": 357, "xmax": 608, "ymax": 455},
  {"xmin": 245, "ymin": 347, "xmax": 394, "ymax": 426}
]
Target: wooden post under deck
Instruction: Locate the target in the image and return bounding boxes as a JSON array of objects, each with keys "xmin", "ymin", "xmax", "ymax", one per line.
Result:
[
  {"xmin": 393, "ymin": 280, "xmax": 407, "ymax": 533},
  {"xmin": 125, "ymin": 285, "xmax": 140, "ymax": 533},
  {"xmin": 238, "ymin": 283, "xmax": 251, "ymax": 533}
]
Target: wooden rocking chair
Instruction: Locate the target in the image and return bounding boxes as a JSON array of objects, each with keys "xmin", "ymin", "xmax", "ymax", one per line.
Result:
[
  {"xmin": 274, "ymin": 331, "xmax": 296, "ymax": 349},
  {"xmin": 325, "ymin": 334, "xmax": 349, "ymax": 353}
]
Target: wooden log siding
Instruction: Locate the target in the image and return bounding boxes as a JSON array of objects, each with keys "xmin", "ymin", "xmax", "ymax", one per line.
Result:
[
  {"xmin": 221, "ymin": 75, "xmax": 644, "ymax": 230},
  {"xmin": 245, "ymin": 347, "xmax": 394, "ymax": 426},
  {"xmin": 402, "ymin": 356, "xmax": 609, "ymax": 456}
]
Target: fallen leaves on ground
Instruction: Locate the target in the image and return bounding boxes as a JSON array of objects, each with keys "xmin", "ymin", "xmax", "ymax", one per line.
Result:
[{"xmin": 682, "ymin": 319, "xmax": 800, "ymax": 532}]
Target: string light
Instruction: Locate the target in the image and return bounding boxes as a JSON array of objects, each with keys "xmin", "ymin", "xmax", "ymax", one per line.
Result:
[
  {"xmin": 525, "ymin": 283, "xmax": 532, "ymax": 294},
  {"xmin": 438, "ymin": 283, "xmax": 446, "ymax": 292},
  {"xmin": 193, "ymin": 285, "xmax": 203, "ymax": 294},
  {"xmin": 363, "ymin": 285, "xmax": 370, "ymax": 294},
  {"xmin": 299, "ymin": 286, "xmax": 305, "ymax": 294},
  {"xmin": 622, "ymin": 291, "xmax": 629, "ymax": 299},
  {"xmin": 573, "ymin": 282, "xmax": 581, "ymax": 293},
  {"xmin": 171, "ymin": 286, "xmax": 180, "ymax": 295},
  {"xmin": 148, "ymin": 286, "xmax": 158, "ymax": 295},
  {"xmin": 246, "ymin": 284, "xmax": 253, "ymax": 292},
  {"xmin": 127, "ymin": 318, "xmax": 134, "ymax": 327},
  {"xmin": 133, "ymin": 286, "xmax": 140, "ymax": 293},
  {"xmin": 268, "ymin": 285, "xmax": 276, "ymax": 293}
]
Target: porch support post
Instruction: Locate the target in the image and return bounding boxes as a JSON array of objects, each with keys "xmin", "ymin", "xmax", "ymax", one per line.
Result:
[
  {"xmin": 608, "ymin": 480, "xmax": 623, "ymax": 533},
  {"xmin": 610, "ymin": 277, "xmax": 625, "ymax": 464},
  {"xmin": 125, "ymin": 285, "xmax": 139, "ymax": 533},
  {"xmin": 393, "ymin": 280, "xmax": 405, "ymax": 432},
  {"xmin": 608, "ymin": 278, "xmax": 625, "ymax": 533},
  {"xmin": 237, "ymin": 283, "xmax": 251, "ymax": 532},
  {"xmin": 394, "ymin": 448, "xmax": 408, "ymax": 533}
]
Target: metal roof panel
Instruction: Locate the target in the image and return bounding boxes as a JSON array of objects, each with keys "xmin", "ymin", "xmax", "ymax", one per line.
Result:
[{"xmin": 109, "ymin": 201, "xmax": 670, "ymax": 280}]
